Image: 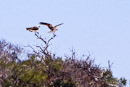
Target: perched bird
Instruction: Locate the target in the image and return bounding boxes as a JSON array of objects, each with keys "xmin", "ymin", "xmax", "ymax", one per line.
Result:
[
  {"xmin": 26, "ymin": 26, "xmax": 40, "ymax": 32},
  {"xmin": 39, "ymin": 22, "xmax": 63, "ymax": 33}
]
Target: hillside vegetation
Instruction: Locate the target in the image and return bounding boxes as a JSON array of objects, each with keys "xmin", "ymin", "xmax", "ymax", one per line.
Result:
[{"xmin": 0, "ymin": 33, "xmax": 126, "ymax": 87}]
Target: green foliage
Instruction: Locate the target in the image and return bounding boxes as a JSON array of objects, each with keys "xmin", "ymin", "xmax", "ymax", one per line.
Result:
[{"xmin": 0, "ymin": 39, "xmax": 127, "ymax": 87}]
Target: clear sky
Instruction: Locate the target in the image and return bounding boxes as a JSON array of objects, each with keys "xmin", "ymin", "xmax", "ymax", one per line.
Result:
[{"xmin": 0, "ymin": 0, "xmax": 130, "ymax": 86}]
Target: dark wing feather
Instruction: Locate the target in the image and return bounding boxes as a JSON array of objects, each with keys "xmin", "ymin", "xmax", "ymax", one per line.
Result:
[
  {"xmin": 26, "ymin": 27, "xmax": 38, "ymax": 30},
  {"xmin": 26, "ymin": 27, "xmax": 31, "ymax": 30},
  {"xmin": 32, "ymin": 27, "xmax": 39, "ymax": 30},
  {"xmin": 39, "ymin": 22, "xmax": 53, "ymax": 30},
  {"xmin": 26, "ymin": 27, "xmax": 39, "ymax": 32}
]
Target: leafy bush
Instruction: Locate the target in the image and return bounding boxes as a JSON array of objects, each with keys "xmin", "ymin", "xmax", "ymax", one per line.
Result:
[{"xmin": 0, "ymin": 33, "xmax": 126, "ymax": 87}]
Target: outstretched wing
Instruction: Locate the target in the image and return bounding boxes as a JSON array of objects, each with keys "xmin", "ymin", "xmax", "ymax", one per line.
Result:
[
  {"xmin": 54, "ymin": 23, "xmax": 63, "ymax": 28},
  {"xmin": 39, "ymin": 22, "xmax": 53, "ymax": 30}
]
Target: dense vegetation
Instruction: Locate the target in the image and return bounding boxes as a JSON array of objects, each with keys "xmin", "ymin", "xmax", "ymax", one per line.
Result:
[{"xmin": 0, "ymin": 33, "xmax": 126, "ymax": 87}]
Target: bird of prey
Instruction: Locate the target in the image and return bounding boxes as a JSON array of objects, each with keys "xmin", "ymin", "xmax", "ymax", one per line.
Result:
[
  {"xmin": 26, "ymin": 26, "xmax": 40, "ymax": 32},
  {"xmin": 39, "ymin": 22, "xmax": 63, "ymax": 33}
]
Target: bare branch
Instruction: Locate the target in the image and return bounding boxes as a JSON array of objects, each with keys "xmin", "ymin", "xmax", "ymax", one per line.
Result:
[
  {"xmin": 33, "ymin": 32, "xmax": 57, "ymax": 58},
  {"xmin": 35, "ymin": 32, "xmax": 47, "ymax": 45},
  {"xmin": 48, "ymin": 34, "xmax": 56, "ymax": 43}
]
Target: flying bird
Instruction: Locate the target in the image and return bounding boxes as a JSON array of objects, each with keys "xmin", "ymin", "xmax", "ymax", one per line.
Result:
[
  {"xmin": 39, "ymin": 22, "xmax": 63, "ymax": 33},
  {"xmin": 26, "ymin": 26, "xmax": 40, "ymax": 32}
]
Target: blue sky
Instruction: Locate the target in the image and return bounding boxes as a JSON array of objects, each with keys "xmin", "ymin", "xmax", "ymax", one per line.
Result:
[{"xmin": 0, "ymin": 0, "xmax": 130, "ymax": 86}]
